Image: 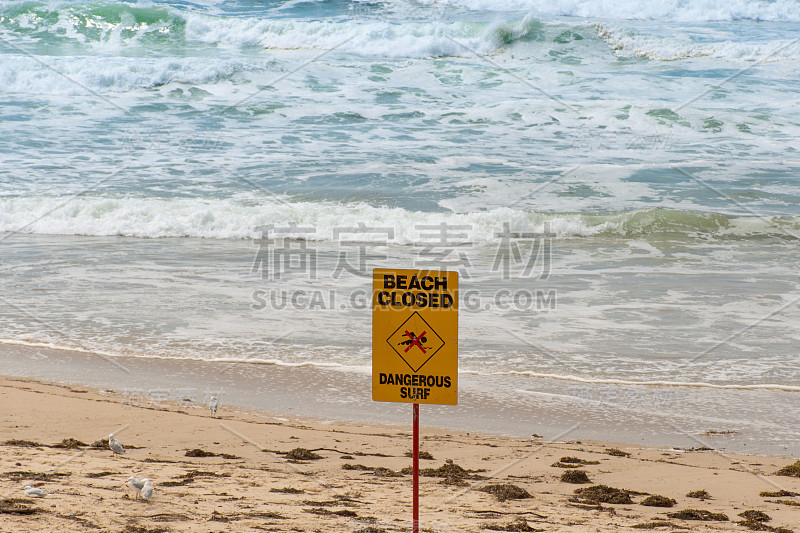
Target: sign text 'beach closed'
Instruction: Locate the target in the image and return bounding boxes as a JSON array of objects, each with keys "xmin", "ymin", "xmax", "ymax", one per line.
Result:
[{"xmin": 372, "ymin": 268, "xmax": 458, "ymax": 405}]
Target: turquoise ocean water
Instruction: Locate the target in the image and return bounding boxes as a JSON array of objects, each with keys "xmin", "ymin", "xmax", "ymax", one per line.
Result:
[{"xmin": 1, "ymin": 0, "xmax": 799, "ymax": 451}]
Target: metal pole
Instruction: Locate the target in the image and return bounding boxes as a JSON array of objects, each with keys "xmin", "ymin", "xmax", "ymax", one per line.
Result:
[{"xmin": 413, "ymin": 402, "xmax": 419, "ymax": 533}]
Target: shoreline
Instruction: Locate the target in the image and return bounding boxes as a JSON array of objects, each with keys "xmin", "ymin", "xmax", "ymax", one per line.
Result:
[
  {"xmin": 1, "ymin": 341, "xmax": 799, "ymax": 456},
  {"xmin": 2, "ymin": 374, "xmax": 799, "ymax": 532}
]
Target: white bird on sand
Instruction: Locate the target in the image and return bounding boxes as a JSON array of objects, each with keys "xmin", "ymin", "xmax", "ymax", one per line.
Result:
[
  {"xmin": 209, "ymin": 396, "xmax": 219, "ymax": 417},
  {"xmin": 127, "ymin": 476, "xmax": 149, "ymax": 498},
  {"xmin": 23, "ymin": 485, "xmax": 48, "ymax": 498},
  {"xmin": 109, "ymin": 433, "xmax": 125, "ymax": 457},
  {"xmin": 140, "ymin": 480, "xmax": 154, "ymax": 500}
]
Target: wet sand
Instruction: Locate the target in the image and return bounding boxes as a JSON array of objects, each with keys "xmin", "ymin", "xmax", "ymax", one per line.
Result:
[{"xmin": 2, "ymin": 342, "xmax": 797, "ymax": 457}]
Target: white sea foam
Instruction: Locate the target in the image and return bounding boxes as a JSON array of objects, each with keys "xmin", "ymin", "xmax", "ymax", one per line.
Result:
[
  {"xmin": 596, "ymin": 24, "xmax": 800, "ymax": 62},
  {"xmin": 6, "ymin": 2, "xmax": 799, "ymax": 81},
  {"xmin": 474, "ymin": 370, "xmax": 800, "ymax": 392},
  {"xmin": 6, "ymin": 336, "xmax": 799, "ymax": 397},
  {"xmin": 417, "ymin": 0, "xmax": 800, "ymax": 22},
  {"xmin": 3, "ymin": 337, "xmax": 796, "ymax": 392}
]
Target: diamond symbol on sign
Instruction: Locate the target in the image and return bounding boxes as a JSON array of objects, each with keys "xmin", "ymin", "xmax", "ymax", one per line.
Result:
[{"xmin": 386, "ymin": 311, "xmax": 445, "ymax": 373}]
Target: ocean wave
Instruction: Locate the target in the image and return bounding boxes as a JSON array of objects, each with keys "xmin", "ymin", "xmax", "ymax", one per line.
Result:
[
  {"xmin": 0, "ymin": 1, "xmax": 546, "ymax": 58},
  {"xmin": 417, "ymin": 0, "xmax": 800, "ymax": 22},
  {"xmin": 596, "ymin": 24, "xmax": 800, "ymax": 62},
  {"xmin": 0, "ymin": 2, "xmax": 182, "ymax": 49},
  {"xmin": 1, "ymin": 196, "xmax": 798, "ymax": 242},
  {"xmin": 0, "ymin": 55, "xmax": 254, "ymax": 94},
  {"xmin": 184, "ymin": 14, "xmax": 489, "ymax": 56},
  {"xmin": 4, "ymin": 1, "xmax": 800, "ymax": 64}
]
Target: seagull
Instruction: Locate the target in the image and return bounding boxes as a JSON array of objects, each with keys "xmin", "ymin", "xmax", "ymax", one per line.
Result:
[
  {"xmin": 209, "ymin": 396, "xmax": 219, "ymax": 417},
  {"xmin": 127, "ymin": 476, "xmax": 149, "ymax": 498},
  {"xmin": 109, "ymin": 433, "xmax": 125, "ymax": 457},
  {"xmin": 140, "ymin": 480, "xmax": 153, "ymax": 500},
  {"xmin": 23, "ymin": 485, "xmax": 48, "ymax": 498}
]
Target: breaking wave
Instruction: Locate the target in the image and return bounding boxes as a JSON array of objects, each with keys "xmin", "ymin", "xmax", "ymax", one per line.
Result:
[
  {"xmin": 1, "ymin": 196, "xmax": 798, "ymax": 242},
  {"xmin": 0, "ymin": 2, "xmax": 545, "ymax": 58}
]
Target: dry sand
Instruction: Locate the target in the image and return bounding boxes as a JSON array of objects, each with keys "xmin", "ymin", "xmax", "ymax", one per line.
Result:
[{"xmin": 1, "ymin": 375, "xmax": 798, "ymax": 532}]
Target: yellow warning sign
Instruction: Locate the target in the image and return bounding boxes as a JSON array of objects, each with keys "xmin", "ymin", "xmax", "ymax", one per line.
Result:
[{"xmin": 372, "ymin": 268, "xmax": 458, "ymax": 405}]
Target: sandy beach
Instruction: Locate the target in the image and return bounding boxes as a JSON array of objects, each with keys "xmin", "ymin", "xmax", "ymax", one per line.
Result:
[
  {"xmin": 4, "ymin": 0, "xmax": 800, "ymax": 531},
  {"xmin": 2, "ymin": 374, "xmax": 798, "ymax": 533}
]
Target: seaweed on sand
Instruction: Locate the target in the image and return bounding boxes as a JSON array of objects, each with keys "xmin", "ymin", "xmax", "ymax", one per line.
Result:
[
  {"xmin": 552, "ymin": 457, "xmax": 601, "ymax": 468},
  {"xmin": 185, "ymin": 448, "xmax": 239, "ymax": 459},
  {"xmin": 270, "ymin": 487, "xmax": 304, "ymax": 494},
  {"xmin": 52, "ymin": 438, "xmax": 88, "ymax": 449},
  {"xmin": 605, "ymin": 448, "xmax": 630, "ymax": 457},
  {"xmin": 559, "ymin": 456, "xmax": 599, "ymax": 465},
  {"xmin": 572, "ymin": 485, "xmax": 632, "ymax": 504},
  {"xmin": 183, "ymin": 469, "xmax": 228, "ymax": 478},
  {"xmin": 640, "ymin": 495, "xmax": 677, "ymax": 507},
  {"xmin": 185, "ymin": 448, "xmax": 215, "ymax": 457},
  {"xmin": 86, "ymin": 471, "xmax": 120, "ymax": 478},
  {"xmin": 481, "ymin": 517, "xmax": 543, "ymax": 531},
  {"xmin": 420, "ymin": 462, "xmax": 482, "ymax": 479},
  {"xmin": 405, "ymin": 450, "xmax": 434, "ymax": 460},
  {"xmin": 630, "ymin": 521, "xmax": 677, "ymax": 529},
  {"xmin": 560, "ymin": 470, "xmax": 591, "ymax": 484},
  {"xmin": 686, "ymin": 489, "xmax": 711, "ymax": 500},
  {"xmin": 285, "ymin": 448, "xmax": 322, "ymax": 461},
  {"xmin": 160, "ymin": 479, "xmax": 192, "ymax": 487},
  {"xmin": 667, "ymin": 509, "xmax": 728, "ymax": 521},
  {"xmin": 736, "ymin": 510, "xmax": 794, "ymax": 532},
  {"xmin": 401, "ymin": 461, "xmax": 485, "ymax": 485},
  {"xmin": 739, "ymin": 511, "xmax": 771, "ymax": 522},
  {"xmin": 304, "ymin": 507, "xmax": 358, "ymax": 517},
  {"xmin": 372, "ymin": 467, "xmax": 402, "ymax": 477},
  {"xmin": 774, "ymin": 499, "xmax": 800, "ymax": 507},
  {"xmin": 478, "ymin": 484, "xmax": 532, "ymax": 502},
  {"xmin": 760, "ymin": 490, "xmax": 797, "ymax": 497},
  {"xmin": 342, "ymin": 463, "xmax": 373, "ymax": 471},
  {"xmin": 161, "ymin": 469, "xmax": 229, "ymax": 486},
  {"xmin": 342, "ymin": 463, "xmax": 402, "ymax": 477},
  {"xmin": 2, "ymin": 440, "xmax": 44, "ymax": 447},
  {"xmin": 302, "ymin": 498, "xmax": 357, "ymax": 507},
  {"xmin": 775, "ymin": 461, "xmax": 800, "ymax": 477}
]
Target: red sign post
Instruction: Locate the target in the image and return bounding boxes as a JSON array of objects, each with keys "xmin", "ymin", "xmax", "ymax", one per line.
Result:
[{"xmin": 413, "ymin": 402, "xmax": 420, "ymax": 532}]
